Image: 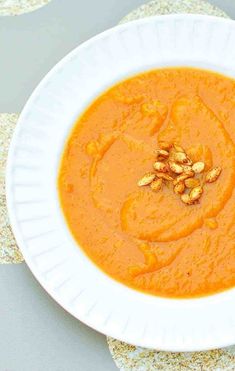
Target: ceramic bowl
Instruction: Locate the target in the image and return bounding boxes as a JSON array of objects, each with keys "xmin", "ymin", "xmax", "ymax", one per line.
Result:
[{"xmin": 6, "ymin": 14, "xmax": 235, "ymax": 351}]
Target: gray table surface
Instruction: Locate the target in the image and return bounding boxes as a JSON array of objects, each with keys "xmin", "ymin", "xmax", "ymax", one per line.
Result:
[{"xmin": 1, "ymin": 1, "xmax": 235, "ymax": 370}]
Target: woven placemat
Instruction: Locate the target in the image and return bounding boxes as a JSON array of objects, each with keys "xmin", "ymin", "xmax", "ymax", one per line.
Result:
[
  {"xmin": 107, "ymin": 1, "xmax": 235, "ymax": 370},
  {"xmin": 108, "ymin": 338, "xmax": 235, "ymax": 371},
  {"xmin": 119, "ymin": 0, "xmax": 229, "ymax": 24},
  {"xmin": 0, "ymin": 114, "xmax": 23, "ymax": 263},
  {"xmin": 0, "ymin": 0, "xmax": 51, "ymax": 16}
]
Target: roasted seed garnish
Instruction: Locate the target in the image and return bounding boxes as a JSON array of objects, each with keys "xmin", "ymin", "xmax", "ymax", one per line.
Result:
[
  {"xmin": 150, "ymin": 178, "xmax": 163, "ymax": 192},
  {"xmin": 190, "ymin": 186, "xmax": 203, "ymax": 201},
  {"xmin": 192, "ymin": 161, "xmax": 205, "ymax": 174},
  {"xmin": 153, "ymin": 161, "xmax": 168, "ymax": 172},
  {"xmin": 155, "ymin": 149, "xmax": 169, "ymax": 159},
  {"xmin": 173, "ymin": 151, "xmax": 189, "ymax": 164},
  {"xmin": 181, "ymin": 194, "xmax": 194, "ymax": 205},
  {"xmin": 169, "ymin": 162, "xmax": 184, "ymax": 174},
  {"xmin": 174, "ymin": 182, "xmax": 185, "ymax": 195},
  {"xmin": 205, "ymin": 167, "xmax": 222, "ymax": 183},
  {"xmin": 138, "ymin": 172, "xmax": 156, "ymax": 186},
  {"xmin": 173, "ymin": 170, "xmax": 195, "ymax": 185},
  {"xmin": 182, "ymin": 165, "xmax": 192, "ymax": 172},
  {"xmin": 185, "ymin": 178, "xmax": 200, "ymax": 188},
  {"xmin": 137, "ymin": 141, "xmax": 221, "ymax": 205},
  {"xmin": 156, "ymin": 172, "xmax": 173, "ymax": 181},
  {"xmin": 185, "ymin": 157, "xmax": 193, "ymax": 166}
]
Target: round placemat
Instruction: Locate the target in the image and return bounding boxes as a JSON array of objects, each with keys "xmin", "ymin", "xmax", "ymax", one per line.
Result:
[
  {"xmin": 108, "ymin": 0, "xmax": 235, "ymax": 369},
  {"xmin": 119, "ymin": 0, "xmax": 229, "ymax": 24},
  {"xmin": 108, "ymin": 338, "xmax": 235, "ymax": 371},
  {"xmin": 0, "ymin": 0, "xmax": 51, "ymax": 16},
  {"xmin": 0, "ymin": 114, "xmax": 23, "ymax": 263}
]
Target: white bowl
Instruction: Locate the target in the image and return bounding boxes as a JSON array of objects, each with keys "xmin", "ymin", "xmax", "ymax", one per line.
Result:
[{"xmin": 6, "ymin": 14, "xmax": 235, "ymax": 351}]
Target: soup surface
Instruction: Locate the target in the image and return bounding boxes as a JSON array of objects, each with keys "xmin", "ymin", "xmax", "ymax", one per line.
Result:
[{"xmin": 58, "ymin": 68, "xmax": 235, "ymax": 298}]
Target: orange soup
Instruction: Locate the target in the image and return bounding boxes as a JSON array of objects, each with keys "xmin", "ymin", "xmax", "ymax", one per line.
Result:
[{"xmin": 58, "ymin": 68, "xmax": 235, "ymax": 298}]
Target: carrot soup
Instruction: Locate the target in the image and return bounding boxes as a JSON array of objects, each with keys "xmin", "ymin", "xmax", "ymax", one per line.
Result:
[{"xmin": 58, "ymin": 68, "xmax": 235, "ymax": 298}]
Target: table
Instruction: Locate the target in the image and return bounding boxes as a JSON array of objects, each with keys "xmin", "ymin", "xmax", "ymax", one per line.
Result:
[{"xmin": 1, "ymin": 1, "xmax": 235, "ymax": 370}]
